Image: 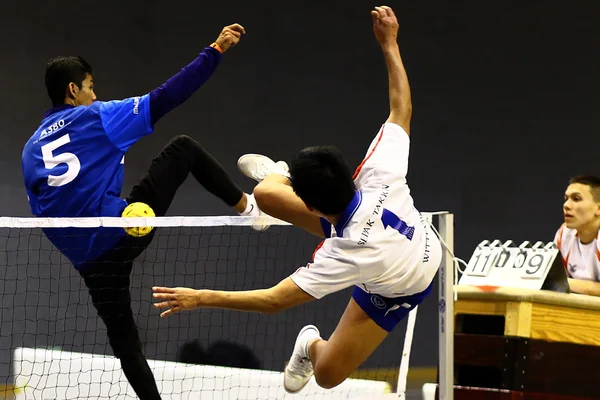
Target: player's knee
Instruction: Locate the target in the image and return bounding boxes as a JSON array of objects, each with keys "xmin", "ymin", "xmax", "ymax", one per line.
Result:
[
  {"xmin": 253, "ymin": 181, "xmax": 276, "ymax": 210},
  {"xmin": 170, "ymin": 134, "xmax": 195, "ymax": 147},
  {"xmin": 165, "ymin": 135, "xmax": 202, "ymax": 164},
  {"xmin": 313, "ymin": 361, "xmax": 346, "ymax": 389}
]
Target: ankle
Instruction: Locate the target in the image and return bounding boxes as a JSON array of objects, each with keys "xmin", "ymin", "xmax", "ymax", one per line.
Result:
[
  {"xmin": 305, "ymin": 337, "xmax": 321, "ymax": 360},
  {"xmin": 238, "ymin": 193, "xmax": 259, "ymax": 216},
  {"xmin": 234, "ymin": 193, "xmax": 248, "ymax": 213}
]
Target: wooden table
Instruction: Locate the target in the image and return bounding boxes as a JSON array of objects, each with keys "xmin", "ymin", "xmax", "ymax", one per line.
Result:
[{"xmin": 443, "ymin": 285, "xmax": 600, "ymax": 399}]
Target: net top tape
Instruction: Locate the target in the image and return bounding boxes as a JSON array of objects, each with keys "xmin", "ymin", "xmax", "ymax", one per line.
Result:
[{"xmin": 0, "ymin": 212, "xmax": 448, "ymax": 228}]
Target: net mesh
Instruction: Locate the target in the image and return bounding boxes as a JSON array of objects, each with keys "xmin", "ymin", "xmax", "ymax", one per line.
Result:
[{"xmin": 0, "ymin": 216, "xmax": 428, "ymax": 399}]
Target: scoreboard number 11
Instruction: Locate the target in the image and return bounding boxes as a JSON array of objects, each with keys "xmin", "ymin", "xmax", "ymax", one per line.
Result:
[{"xmin": 460, "ymin": 240, "xmax": 561, "ymax": 289}]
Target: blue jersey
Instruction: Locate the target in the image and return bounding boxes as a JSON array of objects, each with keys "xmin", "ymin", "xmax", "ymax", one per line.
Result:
[{"xmin": 22, "ymin": 95, "xmax": 153, "ymax": 268}]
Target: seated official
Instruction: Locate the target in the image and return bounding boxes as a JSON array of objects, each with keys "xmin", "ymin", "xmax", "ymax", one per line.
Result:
[{"xmin": 555, "ymin": 175, "xmax": 600, "ymax": 296}]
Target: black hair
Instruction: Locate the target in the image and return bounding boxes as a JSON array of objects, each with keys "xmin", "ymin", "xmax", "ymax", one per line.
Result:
[
  {"xmin": 45, "ymin": 56, "xmax": 92, "ymax": 106},
  {"xmin": 289, "ymin": 145, "xmax": 356, "ymax": 215},
  {"xmin": 569, "ymin": 175, "xmax": 600, "ymax": 201}
]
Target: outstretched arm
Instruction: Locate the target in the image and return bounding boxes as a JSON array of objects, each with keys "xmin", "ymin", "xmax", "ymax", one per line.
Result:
[
  {"xmin": 152, "ymin": 277, "xmax": 315, "ymax": 317},
  {"xmin": 149, "ymin": 24, "xmax": 245, "ymax": 126},
  {"xmin": 372, "ymin": 6, "xmax": 412, "ymax": 134}
]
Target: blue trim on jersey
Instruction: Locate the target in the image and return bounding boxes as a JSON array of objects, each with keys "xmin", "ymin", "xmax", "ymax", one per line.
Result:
[
  {"xmin": 319, "ymin": 217, "xmax": 332, "ymax": 238},
  {"xmin": 381, "ymin": 208, "xmax": 415, "ymax": 240},
  {"xmin": 352, "ymin": 281, "xmax": 434, "ymax": 332},
  {"xmin": 335, "ymin": 191, "xmax": 362, "ymax": 238},
  {"xmin": 44, "ymin": 104, "xmax": 75, "ymax": 119}
]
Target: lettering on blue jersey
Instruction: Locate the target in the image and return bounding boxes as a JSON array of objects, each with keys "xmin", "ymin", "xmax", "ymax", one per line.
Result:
[
  {"xmin": 36, "ymin": 119, "xmax": 69, "ymax": 143},
  {"xmin": 133, "ymin": 97, "xmax": 140, "ymax": 115},
  {"xmin": 41, "ymin": 133, "xmax": 82, "ymax": 187}
]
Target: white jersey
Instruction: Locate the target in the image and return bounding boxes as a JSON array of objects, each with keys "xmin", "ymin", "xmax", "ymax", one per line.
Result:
[
  {"xmin": 554, "ymin": 223, "xmax": 600, "ymax": 281},
  {"xmin": 291, "ymin": 122, "xmax": 442, "ymax": 299}
]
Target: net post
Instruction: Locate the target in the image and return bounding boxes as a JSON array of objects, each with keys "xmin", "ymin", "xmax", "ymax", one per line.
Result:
[
  {"xmin": 396, "ymin": 305, "xmax": 418, "ymax": 398},
  {"xmin": 438, "ymin": 213, "xmax": 454, "ymax": 400}
]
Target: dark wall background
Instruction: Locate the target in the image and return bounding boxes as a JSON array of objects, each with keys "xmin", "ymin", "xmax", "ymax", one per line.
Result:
[
  {"xmin": 0, "ymin": 0, "xmax": 598, "ymax": 390},
  {"xmin": 1, "ymin": 0, "xmax": 598, "ymax": 250}
]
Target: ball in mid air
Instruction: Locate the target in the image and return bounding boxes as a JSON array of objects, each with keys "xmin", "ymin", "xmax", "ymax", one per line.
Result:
[{"xmin": 122, "ymin": 202, "xmax": 155, "ymax": 237}]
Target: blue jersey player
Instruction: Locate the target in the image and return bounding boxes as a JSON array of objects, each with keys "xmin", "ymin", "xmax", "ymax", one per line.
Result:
[{"xmin": 21, "ymin": 23, "xmax": 264, "ymax": 400}]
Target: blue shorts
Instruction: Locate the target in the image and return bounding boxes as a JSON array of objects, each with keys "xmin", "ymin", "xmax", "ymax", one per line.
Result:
[{"xmin": 352, "ymin": 281, "xmax": 434, "ymax": 332}]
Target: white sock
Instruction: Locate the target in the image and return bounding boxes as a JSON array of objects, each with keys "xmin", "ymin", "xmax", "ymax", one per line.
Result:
[
  {"xmin": 304, "ymin": 337, "xmax": 320, "ymax": 360},
  {"xmin": 239, "ymin": 193, "xmax": 259, "ymax": 216},
  {"xmin": 300, "ymin": 328, "xmax": 321, "ymax": 359}
]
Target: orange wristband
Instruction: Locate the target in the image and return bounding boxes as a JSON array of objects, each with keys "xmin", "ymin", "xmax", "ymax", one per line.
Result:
[{"xmin": 210, "ymin": 42, "xmax": 223, "ymax": 54}]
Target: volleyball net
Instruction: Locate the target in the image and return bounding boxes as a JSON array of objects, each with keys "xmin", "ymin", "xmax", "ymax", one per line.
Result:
[{"xmin": 0, "ymin": 212, "xmax": 454, "ymax": 399}]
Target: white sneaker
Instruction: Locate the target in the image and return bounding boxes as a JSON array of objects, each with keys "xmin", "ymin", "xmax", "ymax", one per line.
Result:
[
  {"xmin": 276, "ymin": 160, "xmax": 290, "ymax": 174},
  {"xmin": 237, "ymin": 154, "xmax": 290, "ymax": 183},
  {"xmin": 239, "ymin": 193, "xmax": 270, "ymax": 231},
  {"xmin": 284, "ymin": 325, "xmax": 321, "ymax": 393}
]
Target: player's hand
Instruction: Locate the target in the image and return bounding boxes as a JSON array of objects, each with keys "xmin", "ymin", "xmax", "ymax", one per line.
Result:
[
  {"xmin": 214, "ymin": 23, "xmax": 246, "ymax": 53},
  {"xmin": 152, "ymin": 286, "xmax": 201, "ymax": 317},
  {"xmin": 371, "ymin": 6, "xmax": 399, "ymax": 47}
]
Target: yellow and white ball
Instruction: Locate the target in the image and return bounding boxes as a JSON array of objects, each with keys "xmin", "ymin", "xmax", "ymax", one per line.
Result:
[{"xmin": 121, "ymin": 202, "xmax": 155, "ymax": 237}]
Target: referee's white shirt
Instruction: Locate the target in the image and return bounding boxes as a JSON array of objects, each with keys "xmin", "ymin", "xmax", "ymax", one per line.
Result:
[{"xmin": 555, "ymin": 223, "xmax": 600, "ymax": 281}]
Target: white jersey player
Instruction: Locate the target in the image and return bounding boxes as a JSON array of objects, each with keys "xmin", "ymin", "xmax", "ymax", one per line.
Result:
[
  {"xmin": 554, "ymin": 176, "xmax": 600, "ymax": 296},
  {"xmin": 290, "ymin": 121, "xmax": 440, "ymax": 303},
  {"xmin": 152, "ymin": 6, "xmax": 442, "ymax": 393}
]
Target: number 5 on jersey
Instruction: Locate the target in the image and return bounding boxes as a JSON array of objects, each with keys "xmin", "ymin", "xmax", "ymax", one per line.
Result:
[{"xmin": 41, "ymin": 134, "xmax": 81, "ymax": 187}]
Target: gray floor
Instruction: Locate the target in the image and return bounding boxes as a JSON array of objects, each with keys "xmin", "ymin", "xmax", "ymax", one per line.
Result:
[{"xmin": 407, "ymin": 390, "xmax": 424, "ymax": 400}]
